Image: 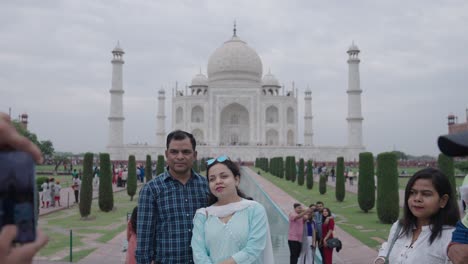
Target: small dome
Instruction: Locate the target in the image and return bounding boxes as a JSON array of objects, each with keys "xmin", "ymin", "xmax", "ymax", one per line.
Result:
[
  {"xmin": 190, "ymin": 73, "xmax": 208, "ymax": 87},
  {"xmin": 21, "ymin": 113, "xmax": 28, "ymax": 118},
  {"xmin": 207, "ymin": 35, "xmax": 263, "ymax": 83},
  {"xmin": 348, "ymin": 41, "xmax": 359, "ymax": 52},
  {"xmin": 112, "ymin": 42, "xmax": 124, "ymax": 53},
  {"xmin": 262, "ymin": 71, "xmax": 280, "ymax": 87}
]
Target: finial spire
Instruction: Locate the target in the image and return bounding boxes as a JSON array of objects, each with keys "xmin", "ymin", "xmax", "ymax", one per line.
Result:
[{"xmin": 233, "ymin": 20, "xmax": 237, "ymax": 37}]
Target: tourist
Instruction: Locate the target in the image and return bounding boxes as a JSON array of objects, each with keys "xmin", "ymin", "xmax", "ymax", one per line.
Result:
[
  {"xmin": 298, "ymin": 207, "xmax": 317, "ymax": 264},
  {"xmin": 321, "ymin": 208, "xmax": 335, "ymax": 264},
  {"xmin": 374, "ymin": 168, "xmax": 459, "ymax": 264},
  {"xmin": 49, "ymin": 177, "xmax": 55, "ymax": 207},
  {"xmin": 126, "ymin": 206, "xmax": 138, "ymax": 264},
  {"xmin": 71, "ymin": 168, "xmax": 78, "ymax": 179},
  {"xmin": 288, "ymin": 203, "xmax": 312, "ymax": 264},
  {"xmin": 330, "ymin": 167, "xmax": 335, "ymax": 182},
  {"xmin": 93, "ymin": 166, "xmax": 100, "ymax": 188},
  {"xmin": 136, "ymin": 130, "xmax": 209, "ymax": 263},
  {"xmin": 41, "ymin": 178, "xmax": 50, "ymax": 208},
  {"xmin": 72, "ymin": 175, "xmax": 81, "ymax": 203},
  {"xmin": 0, "ymin": 111, "xmax": 48, "ymax": 263},
  {"xmin": 54, "ymin": 180, "xmax": 62, "ymax": 207},
  {"xmin": 438, "ymin": 130, "xmax": 468, "ymax": 264},
  {"xmin": 191, "ymin": 155, "xmax": 273, "ymax": 263}
]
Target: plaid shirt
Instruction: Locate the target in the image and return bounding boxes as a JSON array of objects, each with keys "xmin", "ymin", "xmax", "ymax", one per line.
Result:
[{"xmin": 136, "ymin": 169, "xmax": 208, "ymax": 264}]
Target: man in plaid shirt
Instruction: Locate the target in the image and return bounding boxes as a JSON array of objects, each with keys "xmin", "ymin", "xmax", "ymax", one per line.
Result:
[{"xmin": 136, "ymin": 130, "xmax": 209, "ymax": 264}]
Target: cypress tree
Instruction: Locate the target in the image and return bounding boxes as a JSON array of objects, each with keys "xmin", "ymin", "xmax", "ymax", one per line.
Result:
[
  {"xmin": 279, "ymin": 157, "xmax": 284, "ymax": 179},
  {"xmin": 200, "ymin": 157, "xmax": 206, "ymax": 172},
  {"xmin": 319, "ymin": 174, "xmax": 327, "ymax": 194},
  {"xmin": 79, "ymin": 152, "xmax": 94, "ymax": 218},
  {"xmin": 285, "ymin": 157, "xmax": 292, "ymax": 181},
  {"xmin": 98, "ymin": 153, "xmax": 114, "ymax": 212},
  {"xmin": 306, "ymin": 160, "xmax": 313, "ymax": 189},
  {"xmin": 127, "ymin": 155, "xmax": 137, "ymax": 201},
  {"xmin": 376, "ymin": 152, "xmax": 399, "ymax": 223},
  {"xmin": 298, "ymin": 158, "xmax": 305, "ymax": 186},
  {"xmin": 193, "ymin": 159, "xmax": 200, "ymax": 173},
  {"xmin": 156, "ymin": 155, "xmax": 165, "ymax": 176},
  {"xmin": 291, "ymin": 156, "xmax": 297, "ymax": 182},
  {"xmin": 145, "ymin": 155, "xmax": 152, "ymax": 182},
  {"xmin": 437, "ymin": 153, "xmax": 456, "ymax": 197},
  {"xmin": 358, "ymin": 152, "xmax": 375, "ymax": 213},
  {"xmin": 336, "ymin": 157, "xmax": 345, "ymax": 202}
]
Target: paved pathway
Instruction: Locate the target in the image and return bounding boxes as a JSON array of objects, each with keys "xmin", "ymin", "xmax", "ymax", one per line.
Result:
[{"xmin": 244, "ymin": 167, "xmax": 378, "ymax": 264}]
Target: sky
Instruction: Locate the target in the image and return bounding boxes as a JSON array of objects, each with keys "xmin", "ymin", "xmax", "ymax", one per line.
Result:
[{"xmin": 1, "ymin": 0, "xmax": 467, "ymax": 157}]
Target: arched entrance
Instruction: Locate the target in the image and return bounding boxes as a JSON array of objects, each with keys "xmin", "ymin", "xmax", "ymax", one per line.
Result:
[{"xmin": 220, "ymin": 103, "xmax": 249, "ymax": 145}]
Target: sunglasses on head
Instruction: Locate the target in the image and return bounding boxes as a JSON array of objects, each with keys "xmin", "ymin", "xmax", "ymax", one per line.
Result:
[{"xmin": 206, "ymin": 155, "xmax": 230, "ymax": 166}]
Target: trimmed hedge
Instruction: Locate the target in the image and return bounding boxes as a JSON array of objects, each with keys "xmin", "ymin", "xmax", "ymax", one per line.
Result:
[
  {"xmin": 127, "ymin": 155, "xmax": 137, "ymax": 201},
  {"xmin": 336, "ymin": 157, "xmax": 345, "ymax": 202},
  {"xmin": 437, "ymin": 153, "xmax": 456, "ymax": 197},
  {"xmin": 306, "ymin": 160, "xmax": 313, "ymax": 189},
  {"xmin": 156, "ymin": 155, "xmax": 165, "ymax": 176},
  {"xmin": 319, "ymin": 174, "xmax": 327, "ymax": 194},
  {"xmin": 285, "ymin": 156, "xmax": 297, "ymax": 182},
  {"xmin": 79, "ymin": 152, "xmax": 94, "ymax": 217},
  {"xmin": 145, "ymin": 155, "xmax": 152, "ymax": 182},
  {"xmin": 98, "ymin": 153, "xmax": 114, "ymax": 212},
  {"xmin": 298, "ymin": 158, "xmax": 305, "ymax": 186},
  {"xmin": 358, "ymin": 152, "xmax": 375, "ymax": 213},
  {"xmin": 376, "ymin": 152, "xmax": 399, "ymax": 223}
]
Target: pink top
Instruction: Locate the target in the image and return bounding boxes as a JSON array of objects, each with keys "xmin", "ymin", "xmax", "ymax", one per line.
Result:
[
  {"xmin": 126, "ymin": 221, "xmax": 137, "ymax": 264},
  {"xmin": 288, "ymin": 212, "xmax": 304, "ymax": 242}
]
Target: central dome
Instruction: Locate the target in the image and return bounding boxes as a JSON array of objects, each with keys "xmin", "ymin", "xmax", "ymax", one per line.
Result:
[{"xmin": 207, "ymin": 35, "xmax": 263, "ymax": 83}]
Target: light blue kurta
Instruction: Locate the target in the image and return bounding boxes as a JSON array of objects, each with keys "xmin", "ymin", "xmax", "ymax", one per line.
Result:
[{"xmin": 191, "ymin": 201, "xmax": 268, "ymax": 264}]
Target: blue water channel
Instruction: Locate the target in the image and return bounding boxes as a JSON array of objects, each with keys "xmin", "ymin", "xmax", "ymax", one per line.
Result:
[{"xmin": 240, "ymin": 168, "xmax": 322, "ymax": 264}]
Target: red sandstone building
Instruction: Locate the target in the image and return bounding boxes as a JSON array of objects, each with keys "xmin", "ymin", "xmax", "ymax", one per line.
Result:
[{"xmin": 448, "ymin": 108, "xmax": 468, "ymax": 134}]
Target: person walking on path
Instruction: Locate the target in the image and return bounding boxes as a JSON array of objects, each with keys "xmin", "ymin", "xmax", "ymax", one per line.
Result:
[
  {"xmin": 54, "ymin": 180, "xmax": 62, "ymax": 207},
  {"xmin": 126, "ymin": 206, "xmax": 138, "ymax": 264},
  {"xmin": 49, "ymin": 177, "xmax": 55, "ymax": 207},
  {"xmin": 136, "ymin": 130, "xmax": 209, "ymax": 264},
  {"xmin": 330, "ymin": 167, "xmax": 335, "ymax": 182},
  {"xmin": 41, "ymin": 178, "xmax": 51, "ymax": 208},
  {"xmin": 288, "ymin": 203, "xmax": 312, "ymax": 264},
  {"xmin": 72, "ymin": 175, "xmax": 81, "ymax": 204}
]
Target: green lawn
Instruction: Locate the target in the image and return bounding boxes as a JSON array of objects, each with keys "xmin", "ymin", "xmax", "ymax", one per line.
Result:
[
  {"xmin": 38, "ymin": 187, "xmax": 139, "ymax": 260},
  {"xmin": 257, "ymin": 169, "xmax": 394, "ymax": 250}
]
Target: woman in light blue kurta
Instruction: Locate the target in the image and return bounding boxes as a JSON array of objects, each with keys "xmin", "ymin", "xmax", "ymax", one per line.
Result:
[{"xmin": 191, "ymin": 155, "xmax": 274, "ymax": 264}]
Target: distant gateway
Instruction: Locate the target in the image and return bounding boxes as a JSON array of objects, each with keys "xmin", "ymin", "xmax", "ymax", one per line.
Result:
[{"xmin": 106, "ymin": 28, "xmax": 365, "ymax": 161}]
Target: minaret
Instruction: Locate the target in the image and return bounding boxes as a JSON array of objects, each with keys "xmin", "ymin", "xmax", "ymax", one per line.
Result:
[
  {"xmin": 346, "ymin": 41, "xmax": 364, "ymax": 147},
  {"xmin": 156, "ymin": 88, "xmax": 166, "ymax": 146},
  {"xmin": 107, "ymin": 42, "xmax": 125, "ymax": 148},
  {"xmin": 304, "ymin": 87, "xmax": 313, "ymax": 146}
]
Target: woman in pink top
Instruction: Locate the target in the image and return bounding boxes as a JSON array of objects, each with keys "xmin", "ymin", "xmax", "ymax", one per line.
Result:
[{"xmin": 126, "ymin": 206, "xmax": 138, "ymax": 264}]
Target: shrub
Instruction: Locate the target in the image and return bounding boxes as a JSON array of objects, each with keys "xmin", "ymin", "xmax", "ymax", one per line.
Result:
[
  {"xmin": 336, "ymin": 157, "xmax": 345, "ymax": 202},
  {"xmin": 278, "ymin": 157, "xmax": 284, "ymax": 179},
  {"xmin": 438, "ymin": 153, "xmax": 456, "ymax": 197},
  {"xmin": 127, "ymin": 155, "xmax": 137, "ymax": 201},
  {"xmin": 376, "ymin": 152, "xmax": 399, "ymax": 223},
  {"xmin": 98, "ymin": 153, "xmax": 114, "ymax": 212},
  {"xmin": 193, "ymin": 159, "xmax": 200, "ymax": 173},
  {"xmin": 145, "ymin": 155, "xmax": 152, "ymax": 182},
  {"xmin": 200, "ymin": 158, "xmax": 206, "ymax": 172},
  {"xmin": 306, "ymin": 160, "xmax": 313, "ymax": 189},
  {"xmin": 319, "ymin": 174, "xmax": 327, "ymax": 194},
  {"xmin": 156, "ymin": 155, "xmax": 165, "ymax": 176},
  {"xmin": 298, "ymin": 158, "xmax": 305, "ymax": 186},
  {"xmin": 285, "ymin": 156, "xmax": 297, "ymax": 182},
  {"xmin": 358, "ymin": 152, "xmax": 375, "ymax": 213},
  {"xmin": 36, "ymin": 176, "xmax": 49, "ymax": 191},
  {"xmin": 79, "ymin": 153, "xmax": 94, "ymax": 217}
]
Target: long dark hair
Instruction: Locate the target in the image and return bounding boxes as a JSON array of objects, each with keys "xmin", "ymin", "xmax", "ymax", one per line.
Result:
[
  {"xmin": 400, "ymin": 168, "xmax": 459, "ymax": 244},
  {"xmin": 206, "ymin": 158, "xmax": 249, "ymax": 206},
  {"xmin": 130, "ymin": 206, "xmax": 138, "ymax": 231},
  {"xmin": 321, "ymin": 207, "xmax": 332, "ymax": 223}
]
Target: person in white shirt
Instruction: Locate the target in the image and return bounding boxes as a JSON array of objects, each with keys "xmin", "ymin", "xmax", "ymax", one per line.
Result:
[{"xmin": 374, "ymin": 168, "xmax": 459, "ymax": 264}]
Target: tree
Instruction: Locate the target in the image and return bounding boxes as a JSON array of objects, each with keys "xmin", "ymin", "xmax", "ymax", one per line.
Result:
[
  {"xmin": 335, "ymin": 157, "xmax": 345, "ymax": 202},
  {"xmin": 156, "ymin": 155, "xmax": 165, "ymax": 176},
  {"xmin": 306, "ymin": 160, "xmax": 313, "ymax": 189},
  {"xmin": 52, "ymin": 155, "xmax": 69, "ymax": 175},
  {"xmin": 79, "ymin": 153, "xmax": 94, "ymax": 218},
  {"xmin": 39, "ymin": 140, "xmax": 54, "ymax": 160},
  {"xmin": 98, "ymin": 153, "xmax": 114, "ymax": 212},
  {"xmin": 319, "ymin": 174, "xmax": 327, "ymax": 194},
  {"xmin": 285, "ymin": 156, "xmax": 297, "ymax": 182},
  {"xmin": 438, "ymin": 153, "xmax": 456, "ymax": 197},
  {"xmin": 193, "ymin": 159, "xmax": 200, "ymax": 173},
  {"xmin": 127, "ymin": 155, "xmax": 137, "ymax": 201},
  {"xmin": 391, "ymin": 150, "xmax": 408, "ymax": 160},
  {"xmin": 200, "ymin": 157, "xmax": 206, "ymax": 172},
  {"xmin": 358, "ymin": 152, "xmax": 375, "ymax": 213},
  {"xmin": 298, "ymin": 158, "xmax": 305, "ymax": 186},
  {"xmin": 145, "ymin": 155, "xmax": 152, "ymax": 182},
  {"xmin": 377, "ymin": 152, "xmax": 399, "ymax": 224}
]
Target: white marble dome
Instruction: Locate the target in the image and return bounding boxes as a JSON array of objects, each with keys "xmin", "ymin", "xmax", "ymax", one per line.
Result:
[
  {"xmin": 190, "ymin": 72, "xmax": 208, "ymax": 86},
  {"xmin": 262, "ymin": 71, "xmax": 280, "ymax": 87},
  {"xmin": 207, "ymin": 35, "xmax": 263, "ymax": 83}
]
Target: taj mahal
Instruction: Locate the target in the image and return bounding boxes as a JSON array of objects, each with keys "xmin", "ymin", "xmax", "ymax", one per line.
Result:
[{"xmin": 106, "ymin": 26, "xmax": 365, "ymax": 161}]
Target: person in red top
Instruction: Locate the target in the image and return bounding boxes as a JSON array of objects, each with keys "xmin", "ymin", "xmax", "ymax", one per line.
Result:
[
  {"xmin": 321, "ymin": 207, "xmax": 335, "ymax": 264},
  {"xmin": 288, "ymin": 203, "xmax": 312, "ymax": 264},
  {"xmin": 126, "ymin": 206, "xmax": 138, "ymax": 264}
]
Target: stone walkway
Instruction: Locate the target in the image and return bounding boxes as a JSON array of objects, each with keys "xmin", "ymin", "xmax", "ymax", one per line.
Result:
[{"xmin": 244, "ymin": 167, "xmax": 378, "ymax": 264}]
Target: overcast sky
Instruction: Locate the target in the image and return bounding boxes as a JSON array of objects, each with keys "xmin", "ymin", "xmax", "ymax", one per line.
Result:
[{"xmin": 1, "ymin": 0, "xmax": 467, "ymax": 157}]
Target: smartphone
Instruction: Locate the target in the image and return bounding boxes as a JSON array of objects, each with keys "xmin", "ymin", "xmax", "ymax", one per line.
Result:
[{"xmin": 0, "ymin": 151, "xmax": 36, "ymax": 243}]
